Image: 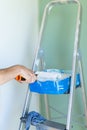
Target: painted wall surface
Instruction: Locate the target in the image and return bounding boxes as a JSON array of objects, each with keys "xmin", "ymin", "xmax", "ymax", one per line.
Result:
[
  {"xmin": 39, "ymin": 0, "xmax": 87, "ymax": 130},
  {"xmin": 0, "ymin": 0, "xmax": 39, "ymax": 130}
]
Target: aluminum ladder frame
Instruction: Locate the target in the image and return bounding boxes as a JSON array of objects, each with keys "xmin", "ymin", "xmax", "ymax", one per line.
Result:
[{"xmin": 18, "ymin": 0, "xmax": 87, "ymax": 130}]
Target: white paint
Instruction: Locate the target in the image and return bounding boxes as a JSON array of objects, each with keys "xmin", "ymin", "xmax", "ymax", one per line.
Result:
[{"xmin": 0, "ymin": 0, "xmax": 39, "ymax": 130}]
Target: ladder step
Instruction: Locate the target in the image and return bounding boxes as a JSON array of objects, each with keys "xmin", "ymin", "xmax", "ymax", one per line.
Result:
[{"xmin": 36, "ymin": 120, "xmax": 66, "ymax": 130}]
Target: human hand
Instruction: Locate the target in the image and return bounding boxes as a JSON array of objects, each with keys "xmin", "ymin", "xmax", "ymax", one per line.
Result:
[{"xmin": 15, "ymin": 65, "xmax": 36, "ymax": 83}]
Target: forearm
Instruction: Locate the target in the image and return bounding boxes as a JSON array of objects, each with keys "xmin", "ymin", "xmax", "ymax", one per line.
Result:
[
  {"xmin": 0, "ymin": 65, "xmax": 36, "ymax": 85},
  {"xmin": 0, "ymin": 65, "xmax": 20, "ymax": 85}
]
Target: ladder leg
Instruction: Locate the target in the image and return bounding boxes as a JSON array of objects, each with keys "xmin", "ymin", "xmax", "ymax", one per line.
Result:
[
  {"xmin": 19, "ymin": 89, "xmax": 32, "ymax": 130},
  {"xmin": 44, "ymin": 95, "xmax": 50, "ymax": 120},
  {"xmin": 66, "ymin": 59, "xmax": 77, "ymax": 130},
  {"xmin": 78, "ymin": 52, "xmax": 87, "ymax": 127}
]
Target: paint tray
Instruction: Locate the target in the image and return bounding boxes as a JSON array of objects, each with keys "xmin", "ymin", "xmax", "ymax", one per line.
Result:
[{"xmin": 29, "ymin": 69, "xmax": 80, "ymax": 94}]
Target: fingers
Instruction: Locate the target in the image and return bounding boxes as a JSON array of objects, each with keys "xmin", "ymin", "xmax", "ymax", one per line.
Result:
[
  {"xmin": 15, "ymin": 72, "xmax": 36, "ymax": 83},
  {"xmin": 25, "ymin": 74, "xmax": 36, "ymax": 83}
]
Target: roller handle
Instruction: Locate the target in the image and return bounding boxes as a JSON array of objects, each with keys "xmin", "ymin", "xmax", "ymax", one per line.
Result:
[{"xmin": 15, "ymin": 75, "xmax": 26, "ymax": 81}]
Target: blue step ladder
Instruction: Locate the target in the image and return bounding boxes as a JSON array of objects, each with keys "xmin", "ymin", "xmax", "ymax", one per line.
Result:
[{"xmin": 18, "ymin": 0, "xmax": 87, "ymax": 130}]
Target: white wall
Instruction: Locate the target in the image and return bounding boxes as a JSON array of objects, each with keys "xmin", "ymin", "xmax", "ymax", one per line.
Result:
[{"xmin": 0, "ymin": 0, "xmax": 39, "ymax": 130}]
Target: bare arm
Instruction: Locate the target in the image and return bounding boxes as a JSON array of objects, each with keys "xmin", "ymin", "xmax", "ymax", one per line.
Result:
[{"xmin": 0, "ymin": 65, "xmax": 36, "ymax": 85}]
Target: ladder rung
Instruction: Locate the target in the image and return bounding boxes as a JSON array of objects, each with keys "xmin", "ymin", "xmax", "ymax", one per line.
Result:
[{"xmin": 36, "ymin": 120, "xmax": 66, "ymax": 130}]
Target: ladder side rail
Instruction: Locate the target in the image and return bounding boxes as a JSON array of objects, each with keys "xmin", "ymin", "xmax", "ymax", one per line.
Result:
[
  {"xmin": 32, "ymin": 2, "xmax": 48, "ymax": 72},
  {"xmin": 66, "ymin": 1, "xmax": 81, "ymax": 130},
  {"xmin": 19, "ymin": 90, "xmax": 32, "ymax": 130},
  {"xmin": 18, "ymin": 3, "xmax": 48, "ymax": 129}
]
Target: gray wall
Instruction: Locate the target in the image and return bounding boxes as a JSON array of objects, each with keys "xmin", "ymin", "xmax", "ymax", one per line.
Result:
[{"xmin": 0, "ymin": 0, "xmax": 39, "ymax": 130}]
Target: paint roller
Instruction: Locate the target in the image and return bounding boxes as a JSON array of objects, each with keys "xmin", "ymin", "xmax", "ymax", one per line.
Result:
[{"xmin": 15, "ymin": 71, "xmax": 70, "ymax": 82}]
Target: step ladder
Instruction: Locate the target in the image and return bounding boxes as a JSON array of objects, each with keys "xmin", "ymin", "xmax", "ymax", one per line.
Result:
[{"xmin": 18, "ymin": 0, "xmax": 87, "ymax": 130}]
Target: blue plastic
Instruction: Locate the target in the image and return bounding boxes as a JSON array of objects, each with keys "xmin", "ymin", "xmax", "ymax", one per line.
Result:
[
  {"xmin": 29, "ymin": 69, "xmax": 80, "ymax": 94},
  {"xmin": 20, "ymin": 111, "xmax": 46, "ymax": 130}
]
